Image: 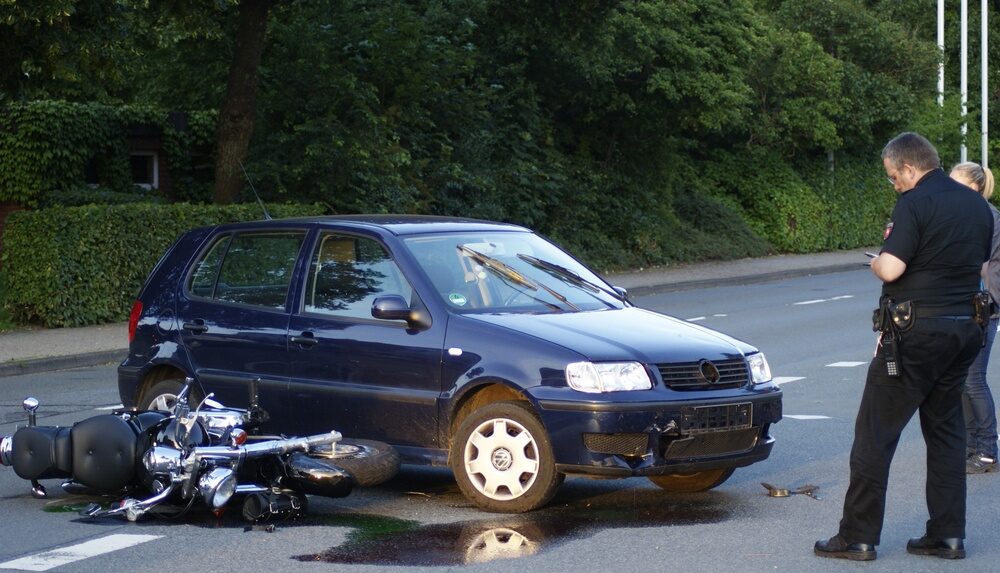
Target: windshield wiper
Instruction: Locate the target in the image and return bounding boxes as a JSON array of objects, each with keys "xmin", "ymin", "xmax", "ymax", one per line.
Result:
[
  {"xmin": 457, "ymin": 245, "xmax": 578, "ymax": 311},
  {"xmin": 516, "ymin": 253, "xmax": 625, "ymax": 305}
]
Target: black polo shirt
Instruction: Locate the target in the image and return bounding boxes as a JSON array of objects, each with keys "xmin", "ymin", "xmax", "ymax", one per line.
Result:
[{"xmin": 880, "ymin": 168, "xmax": 993, "ymax": 313}]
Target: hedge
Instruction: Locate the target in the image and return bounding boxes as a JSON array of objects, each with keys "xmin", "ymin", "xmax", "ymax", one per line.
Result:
[
  {"xmin": 0, "ymin": 202, "xmax": 325, "ymax": 327},
  {"xmin": 0, "ymin": 101, "xmax": 216, "ymax": 206}
]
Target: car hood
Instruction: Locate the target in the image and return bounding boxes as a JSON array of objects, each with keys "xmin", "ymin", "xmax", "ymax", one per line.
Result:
[{"xmin": 463, "ymin": 307, "xmax": 756, "ymax": 364}]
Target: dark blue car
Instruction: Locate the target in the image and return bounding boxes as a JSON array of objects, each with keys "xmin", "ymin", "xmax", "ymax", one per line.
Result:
[{"xmin": 119, "ymin": 215, "xmax": 782, "ymax": 512}]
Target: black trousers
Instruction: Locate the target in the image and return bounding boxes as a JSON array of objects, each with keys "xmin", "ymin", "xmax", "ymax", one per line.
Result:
[{"xmin": 838, "ymin": 317, "xmax": 983, "ymax": 545}]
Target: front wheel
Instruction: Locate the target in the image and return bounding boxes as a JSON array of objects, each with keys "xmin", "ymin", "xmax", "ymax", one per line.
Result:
[
  {"xmin": 311, "ymin": 438, "xmax": 400, "ymax": 487},
  {"xmin": 647, "ymin": 468, "xmax": 735, "ymax": 493},
  {"xmin": 451, "ymin": 401, "xmax": 563, "ymax": 512}
]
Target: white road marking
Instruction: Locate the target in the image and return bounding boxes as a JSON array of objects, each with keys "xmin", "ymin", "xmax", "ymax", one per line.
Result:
[
  {"xmin": 785, "ymin": 415, "xmax": 832, "ymax": 420},
  {"xmin": 827, "ymin": 361, "xmax": 866, "ymax": 367},
  {"xmin": 772, "ymin": 376, "xmax": 806, "ymax": 385},
  {"xmin": 0, "ymin": 534, "xmax": 161, "ymax": 571},
  {"xmin": 686, "ymin": 316, "xmax": 706, "ymax": 322},
  {"xmin": 794, "ymin": 295, "xmax": 855, "ymax": 305},
  {"xmin": 712, "ymin": 313, "xmax": 727, "ymax": 317},
  {"xmin": 95, "ymin": 404, "xmax": 123, "ymax": 411}
]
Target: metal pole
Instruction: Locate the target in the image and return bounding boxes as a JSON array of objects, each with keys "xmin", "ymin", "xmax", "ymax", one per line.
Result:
[
  {"xmin": 961, "ymin": 0, "xmax": 968, "ymax": 162},
  {"xmin": 939, "ymin": 0, "xmax": 945, "ymax": 107},
  {"xmin": 982, "ymin": 0, "xmax": 989, "ymax": 168}
]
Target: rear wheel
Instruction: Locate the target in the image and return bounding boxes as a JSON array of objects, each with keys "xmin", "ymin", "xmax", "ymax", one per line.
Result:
[
  {"xmin": 139, "ymin": 378, "xmax": 200, "ymax": 412},
  {"xmin": 451, "ymin": 400, "xmax": 563, "ymax": 512},
  {"xmin": 647, "ymin": 468, "xmax": 735, "ymax": 493}
]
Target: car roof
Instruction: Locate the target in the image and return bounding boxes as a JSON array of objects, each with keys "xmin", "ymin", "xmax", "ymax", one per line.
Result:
[{"xmin": 202, "ymin": 214, "xmax": 529, "ymax": 236}]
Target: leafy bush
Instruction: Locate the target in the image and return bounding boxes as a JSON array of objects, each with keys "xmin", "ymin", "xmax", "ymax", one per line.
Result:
[
  {"xmin": 37, "ymin": 186, "xmax": 168, "ymax": 208},
  {"xmin": 0, "ymin": 202, "xmax": 325, "ymax": 327},
  {"xmin": 0, "ymin": 101, "xmax": 216, "ymax": 206}
]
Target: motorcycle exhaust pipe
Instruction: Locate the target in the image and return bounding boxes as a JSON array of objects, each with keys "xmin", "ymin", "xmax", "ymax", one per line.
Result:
[{"xmin": 0, "ymin": 435, "xmax": 12, "ymax": 467}]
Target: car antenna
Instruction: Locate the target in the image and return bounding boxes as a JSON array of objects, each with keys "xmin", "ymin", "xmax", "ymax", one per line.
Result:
[{"xmin": 239, "ymin": 159, "xmax": 272, "ymax": 220}]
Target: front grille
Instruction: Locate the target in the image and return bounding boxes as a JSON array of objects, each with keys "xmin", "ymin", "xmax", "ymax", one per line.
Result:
[
  {"xmin": 657, "ymin": 358, "xmax": 749, "ymax": 390},
  {"xmin": 663, "ymin": 427, "xmax": 760, "ymax": 460},
  {"xmin": 583, "ymin": 433, "xmax": 649, "ymax": 456}
]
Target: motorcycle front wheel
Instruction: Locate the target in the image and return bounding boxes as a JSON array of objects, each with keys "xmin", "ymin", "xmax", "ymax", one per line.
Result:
[{"xmin": 310, "ymin": 438, "xmax": 400, "ymax": 487}]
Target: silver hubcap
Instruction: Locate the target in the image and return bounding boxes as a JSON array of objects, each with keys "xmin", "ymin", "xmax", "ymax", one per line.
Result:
[
  {"xmin": 463, "ymin": 418, "xmax": 539, "ymax": 501},
  {"xmin": 147, "ymin": 393, "xmax": 177, "ymax": 412}
]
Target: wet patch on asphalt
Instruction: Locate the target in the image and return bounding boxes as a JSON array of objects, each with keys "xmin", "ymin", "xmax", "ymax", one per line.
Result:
[{"xmin": 293, "ymin": 492, "xmax": 733, "ymax": 566}]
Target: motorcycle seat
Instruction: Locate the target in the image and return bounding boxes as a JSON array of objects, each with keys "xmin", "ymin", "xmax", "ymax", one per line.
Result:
[
  {"xmin": 11, "ymin": 426, "xmax": 73, "ymax": 480},
  {"xmin": 71, "ymin": 414, "xmax": 138, "ymax": 492}
]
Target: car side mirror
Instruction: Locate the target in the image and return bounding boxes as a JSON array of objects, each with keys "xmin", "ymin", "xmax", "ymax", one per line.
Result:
[{"xmin": 372, "ymin": 295, "xmax": 431, "ymax": 330}]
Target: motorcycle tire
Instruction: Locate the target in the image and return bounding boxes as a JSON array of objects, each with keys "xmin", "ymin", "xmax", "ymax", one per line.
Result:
[{"xmin": 313, "ymin": 438, "xmax": 400, "ymax": 487}]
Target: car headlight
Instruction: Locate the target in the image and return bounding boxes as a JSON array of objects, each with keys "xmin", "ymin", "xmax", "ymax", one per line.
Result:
[
  {"xmin": 747, "ymin": 352, "xmax": 772, "ymax": 385},
  {"xmin": 566, "ymin": 361, "xmax": 653, "ymax": 393}
]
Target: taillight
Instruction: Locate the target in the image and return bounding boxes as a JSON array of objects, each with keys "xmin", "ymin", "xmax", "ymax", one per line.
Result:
[{"xmin": 128, "ymin": 300, "xmax": 143, "ymax": 344}]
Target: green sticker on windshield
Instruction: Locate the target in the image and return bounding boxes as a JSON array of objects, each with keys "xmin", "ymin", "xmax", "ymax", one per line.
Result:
[{"xmin": 448, "ymin": 293, "xmax": 468, "ymax": 306}]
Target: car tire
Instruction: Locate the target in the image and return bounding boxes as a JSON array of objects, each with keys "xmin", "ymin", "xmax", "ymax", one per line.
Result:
[
  {"xmin": 317, "ymin": 438, "xmax": 400, "ymax": 487},
  {"xmin": 647, "ymin": 468, "xmax": 735, "ymax": 493},
  {"xmin": 139, "ymin": 378, "xmax": 201, "ymax": 412},
  {"xmin": 450, "ymin": 400, "xmax": 563, "ymax": 513}
]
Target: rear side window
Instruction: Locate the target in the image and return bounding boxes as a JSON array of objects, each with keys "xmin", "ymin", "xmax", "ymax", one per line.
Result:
[
  {"xmin": 187, "ymin": 232, "xmax": 306, "ymax": 309},
  {"xmin": 303, "ymin": 233, "xmax": 412, "ymax": 319}
]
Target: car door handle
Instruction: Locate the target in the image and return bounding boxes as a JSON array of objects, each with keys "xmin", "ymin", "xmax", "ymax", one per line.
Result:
[
  {"xmin": 290, "ymin": 332, "xmax": 318, "ymax": 347},
  {"xmin": 182, "ymin": 320, "xmax": 209, "ymax": 334}
]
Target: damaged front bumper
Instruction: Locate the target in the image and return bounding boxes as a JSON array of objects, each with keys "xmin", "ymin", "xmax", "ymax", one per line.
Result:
[{"xmin": 536, "ymin": 390, "xmax": 782, "ymax": 477}]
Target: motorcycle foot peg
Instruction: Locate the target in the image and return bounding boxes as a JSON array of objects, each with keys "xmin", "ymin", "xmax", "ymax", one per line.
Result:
[
  {"xmin": 79, "ymin": 503, "xmax": 103, "ymax": 517},
  {"xmin": 30, "ymin": 480, "xmax": 47, "ymax": 499}
]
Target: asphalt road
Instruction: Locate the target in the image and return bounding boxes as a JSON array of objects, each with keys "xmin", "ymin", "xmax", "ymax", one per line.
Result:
[{"xmin": 2, "ymin": 268, "xmax": 998, "ymax": 572}]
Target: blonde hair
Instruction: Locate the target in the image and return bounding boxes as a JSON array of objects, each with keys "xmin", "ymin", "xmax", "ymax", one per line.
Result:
[{"xmin": 952, "ymin": 161, "xmax": 996, "ymax": 200}]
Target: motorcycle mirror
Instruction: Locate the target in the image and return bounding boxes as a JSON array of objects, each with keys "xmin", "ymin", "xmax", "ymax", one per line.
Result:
[{"xmin": 22, "ymin": 397, "xmax": 39, "ymax": 426}]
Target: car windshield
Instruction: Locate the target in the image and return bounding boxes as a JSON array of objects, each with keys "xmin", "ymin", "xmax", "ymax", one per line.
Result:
[{"xmin": 402, "ymin": 231, "xmax": 624, "ymax": 313}]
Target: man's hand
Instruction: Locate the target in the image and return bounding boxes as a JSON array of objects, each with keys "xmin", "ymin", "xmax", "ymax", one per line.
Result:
[{"xmin": 871, "ymin": 252, "xmax": 906, "ymax": 282}]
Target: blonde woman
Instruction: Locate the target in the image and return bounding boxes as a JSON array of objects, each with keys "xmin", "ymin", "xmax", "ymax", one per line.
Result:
[{"xmin": 950, "ymin": 161, "xmax": 999, "ymax": 474}]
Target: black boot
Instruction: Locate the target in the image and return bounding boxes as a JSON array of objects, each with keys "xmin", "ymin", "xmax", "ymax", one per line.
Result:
[
  {"xmin": 906, "ymin": 536, "xmax": 965, "ymax": 559},
  {"xmin": 814, "ymin": 535, "xmax": 877, "ymax": 561}
]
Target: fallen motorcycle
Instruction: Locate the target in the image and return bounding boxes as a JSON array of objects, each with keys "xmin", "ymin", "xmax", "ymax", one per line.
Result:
[{"xmin": 0, "ymin": 377, "xmax": 399, "ymax": 522}]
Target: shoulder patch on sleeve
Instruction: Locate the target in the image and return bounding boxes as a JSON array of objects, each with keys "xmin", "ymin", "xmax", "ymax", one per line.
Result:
[{"xmin": 883, "ymin": 221, "xmax": 894, "ymax": 241}]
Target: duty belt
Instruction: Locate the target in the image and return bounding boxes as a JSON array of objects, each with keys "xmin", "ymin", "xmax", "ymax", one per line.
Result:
[{"xmin": 872, "ymin": 293, "xmax": 992, "ymax": 378}]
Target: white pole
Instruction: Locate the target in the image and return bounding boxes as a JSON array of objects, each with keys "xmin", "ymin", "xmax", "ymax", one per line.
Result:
[
  {"xmin": 982, "ymin": 0, "xmax": 989, "ymax": 168},
  {"xmin": 939, "ymin": 0, "xmax": 945, "ymax": 107},
  {"xmin": 961, "ymin": 0, "xmax": 968, "ymax": 162}
]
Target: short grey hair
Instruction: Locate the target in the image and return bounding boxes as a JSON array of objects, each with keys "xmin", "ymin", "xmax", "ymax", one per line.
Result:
[{"xmin": 881, "ymin": 132, "xmax": 940, "ymax": 171}]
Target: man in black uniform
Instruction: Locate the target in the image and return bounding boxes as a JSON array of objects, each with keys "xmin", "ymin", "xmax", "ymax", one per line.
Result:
[{"xmin": 815, "ymin": 132, "xmax": 994, "ymax": 561}]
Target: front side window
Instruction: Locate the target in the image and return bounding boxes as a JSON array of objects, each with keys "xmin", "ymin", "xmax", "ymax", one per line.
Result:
[
  {"xmin": 303, "ymin": 234, "xmax": 413, "ymax": 319},
  {"xmin": 187, "ymin": 232, "xmax": 305, "ymax": 309}
]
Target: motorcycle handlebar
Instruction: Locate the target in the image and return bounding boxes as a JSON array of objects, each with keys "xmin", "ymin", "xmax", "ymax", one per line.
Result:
[{"xmin": 188, "ymin": 430, "xmax": 342, "ymax": 461}]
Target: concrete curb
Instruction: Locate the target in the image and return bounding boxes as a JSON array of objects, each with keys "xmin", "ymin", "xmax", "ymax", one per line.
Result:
[
  {"xmin": 0, "ymin": 349, "xmax": 127, "ymax": 378},
  {"xmin": 621, "ymin": 262, "xmax": 868, "ymax": 297}
]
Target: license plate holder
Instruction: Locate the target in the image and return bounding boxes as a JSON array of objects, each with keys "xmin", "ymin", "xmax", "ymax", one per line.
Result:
[{"xmin": 680, "ymin": 402, "xmax": 752, "ymax": 434}]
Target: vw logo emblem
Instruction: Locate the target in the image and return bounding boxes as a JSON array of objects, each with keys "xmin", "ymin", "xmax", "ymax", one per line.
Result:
[
  {"xmin": 491, "ymin": 448, "xmax": 513, "ymax": 471},
  {"xmin": 698, "ymin": 360, "xmax": 721, "ymax": 384}
]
